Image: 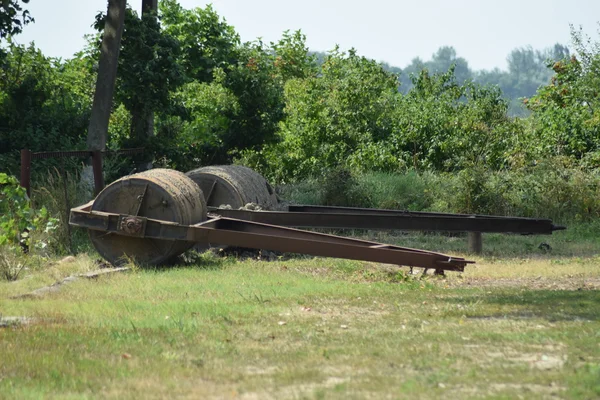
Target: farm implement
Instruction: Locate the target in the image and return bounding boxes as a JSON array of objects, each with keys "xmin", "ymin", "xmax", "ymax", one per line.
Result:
[{"xmin": 69, "ymin": 166, "xmax": 564, "ymax": 274}]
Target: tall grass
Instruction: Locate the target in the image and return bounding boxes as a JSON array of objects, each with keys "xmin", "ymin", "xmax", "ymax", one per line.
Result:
[{"xmin": 31, "ymin": 168, "xmax": 94, "ymax": 255}]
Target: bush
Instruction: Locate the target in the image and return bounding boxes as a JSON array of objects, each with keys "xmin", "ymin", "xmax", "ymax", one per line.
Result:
[
  {"xmin": 320, "ymin": 167, "xmax": 372, "ymax": 208},
  {"xmin": 0, "ymin": 173, "xmax": 57, "ymax": 280},
  {"xmin": 358, "ymin": 171, "xmax": 436, "ymax": 211}
]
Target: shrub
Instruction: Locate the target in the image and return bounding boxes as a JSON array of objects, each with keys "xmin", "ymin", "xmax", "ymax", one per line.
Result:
[{"xmin": 0, "ymin": 173, "xmax": 57, "ymax": 280}]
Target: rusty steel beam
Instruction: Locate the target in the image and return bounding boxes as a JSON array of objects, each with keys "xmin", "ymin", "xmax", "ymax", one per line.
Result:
[
  {"xmin": 29, "ymin": 148, "xmax": 144, "ymax": 160},
  {"xmin": 209, "ymin": 206, "xmax": 565, "ymax": 235},
  {"xmin": 69, "ymin": 205, "xmax": 473, "ymax": 272}
]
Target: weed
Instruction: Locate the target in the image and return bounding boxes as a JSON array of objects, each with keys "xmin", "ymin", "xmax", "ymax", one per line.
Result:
[
  {"xmin": 32, "ymin": 168, "xmax": 93, "ymax": 255},
  {"xmin": 0, "ymin": 246, "xmax": 27, "ymax": 281}
]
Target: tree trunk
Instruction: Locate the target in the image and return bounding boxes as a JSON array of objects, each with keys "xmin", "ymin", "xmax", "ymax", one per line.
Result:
[
  {"xmin": 86, "ymin": 0, "xmax": 127, "ymax": 151},
  {"xmin": 83, "ymin": 0, "xmax": 127, "ymax": 193},
  {"xmin": 134, "ymin": 0, "xmax": 159, "ymax": 171},
  {"xmin": 142, "ymin": 0, "xmax": 158, "ymax": 14}
]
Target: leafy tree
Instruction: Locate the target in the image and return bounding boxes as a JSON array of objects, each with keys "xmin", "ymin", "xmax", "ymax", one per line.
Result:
[
  {"xmin": 476, "ymin": 44, "xmax": 569, "ymax": 116},
  {"xmin": 272, "ymin": 30, "xmax": 318, "ymax": 81},
  {"xmin": 395, "ymin": 47, "xmax": 471, "ymax": 93},
  {"xmin": 526, "ymin": 26, "xmax": 600, "ymax": 161},
  {"xmin": 160, "ymin": 0, "xmax": 239, "ymax": 83},
  {"xmin": 392, "ymin": 67, "xmax": 515, "ymax": 171},
  {"xmin": 221, "ymin": 40, "xmax": 285, "ymax": 158},
  {"xmin": 153, "ymin": 76, "xmax": 239, "ymax": 170},
  {"xmin": 110, "ymin": 7, "xmax": 183, "ymax": 147},
  {"xmin": 0, "ymin": 0, "xmax": 33, "ymax": 39},
  {"xmin": 156, "ymin": 4, "xmax": 309, "ymax": 167},
  {"xmin": 427, "ymin": 46, "xmax": 471, "ymax": 83},
  {"xmin": 245, "ymin": 48, "xmax": 399, "ymax": 181},
  {"xmin": 0, "ymin": 43, "xmax": 93, "ymax": 173}
]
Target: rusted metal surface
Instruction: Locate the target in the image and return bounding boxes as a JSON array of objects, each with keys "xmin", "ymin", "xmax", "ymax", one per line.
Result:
[
  {"xmin": 208, "ymin": 206, "xmax": 564, "ymax": 235},
  {"xmin": 88, "ymin": 169, "xmax": 206, "ymax": 266},
  {"xmin": 70, "ymin": 203, "xmax": 473, "ymax": 272},
  {"xmin": 28, "ymin": 147, "xmax": 144, "ymax": 160}
]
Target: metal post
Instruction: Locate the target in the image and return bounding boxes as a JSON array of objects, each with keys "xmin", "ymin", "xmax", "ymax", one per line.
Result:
[
  {"xmin": 468, "ymin": 231, "xmax": 482, "ymax": 254},
  {"xmin": 91, "ymin": 150, "xmax": 105, "ymax": 196},
  {"xmin": 20, "ymin": 149, "xmax": 32, "ymax": 197},
  {"xmin": 60, "ymin": 159, "xmax": 73, "ymax": 254}
]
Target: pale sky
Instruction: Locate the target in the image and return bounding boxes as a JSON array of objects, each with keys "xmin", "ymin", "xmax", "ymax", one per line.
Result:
[{"xmin": 15, "ymin": 0, "xmax": 600, "ymax": 71}]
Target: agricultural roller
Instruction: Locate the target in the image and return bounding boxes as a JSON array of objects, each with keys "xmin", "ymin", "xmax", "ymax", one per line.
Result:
[{"xmin": 70, "ymin": 168, "xmax": 473, "ymax": 274}]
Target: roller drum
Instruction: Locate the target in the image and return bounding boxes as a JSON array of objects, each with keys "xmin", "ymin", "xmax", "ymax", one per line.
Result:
[
  {"xmin": 186, "ymin": 165, "xmax": 277, "ymax": 210},
  {"xmin": 89, "ymin": 169, "xmax": 206, "ymax": 266}
]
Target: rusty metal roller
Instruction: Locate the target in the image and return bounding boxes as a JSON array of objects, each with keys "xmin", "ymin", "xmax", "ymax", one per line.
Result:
[
  {"xmin": 89, "ymin": 169, "xmax": 207, "ymax": 265},
  {"xmin": 186, "ymin": 165, "xmax": 278, "ymax": 210}
]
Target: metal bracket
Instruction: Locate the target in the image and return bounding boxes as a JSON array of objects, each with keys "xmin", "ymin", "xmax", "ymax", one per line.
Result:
[
  {"xmin": 118, "ymin": 215, "xmax": 147, "ymax": 237},
  {"xmin": 132, "ymin": 184, "xmax": 148, "ymax": 216}
]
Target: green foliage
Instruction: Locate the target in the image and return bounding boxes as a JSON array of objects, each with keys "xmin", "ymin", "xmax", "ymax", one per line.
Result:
[
  {"xmin": 526, "ymin": 27, "xmax": 600, "ymax": 161},
  {"xmin": 0, "ymin": 0, "xmax": 32, "ymax": 39},
  {"xmin": 246, "ymin": 61, "xmax": 515, "ymax": 181},
  {"xmin": 246, "ymin": 48, "xmax": 399, "ymax": 181},
  {"xmin": 392, "ymin": 68, "xmax": 515, "ymax": 171},
  {"xmin": 320, "ymin": 167, "xmax": 372, "ymax": 208},
  {"xmin": 0, "ymin": 173, "xmax": 57, "ymax": 280},
  {"xmin": 0, "ymin": 43, "xmax": 93, "ymax": 175},
  {"xmin": 150, "ymin": 4, "xmax": 295, "ymax": 166},
  {"xmin": 154, "ymin": 78, "xmax": 240, "ymax": 170},
  {"xmin": 160, "ymin": 0, "xmax": 239, "ymax": 83},
  {"xmin": 222, "ymin": 40, "xmax": 285, "ymax": 155},
  {"xmin": 272, "ymin": 30, "xmax": 318, "ymax": 81},
  {"xmin": 0, "ymin": 173, "xmax": 57, "ymax": 248}
]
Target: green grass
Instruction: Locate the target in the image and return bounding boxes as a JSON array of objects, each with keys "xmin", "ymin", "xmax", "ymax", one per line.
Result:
[{"xmin": 1, "ymin": 244, "xmax": 599, "ymax": 399}]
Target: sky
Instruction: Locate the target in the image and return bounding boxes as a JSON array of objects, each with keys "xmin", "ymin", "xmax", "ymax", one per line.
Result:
[{"xmin": 15, "ymin": 0, "xmax": 600, "ymax": 71}]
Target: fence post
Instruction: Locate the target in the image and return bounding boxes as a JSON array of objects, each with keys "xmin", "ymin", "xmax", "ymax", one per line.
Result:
[
  {"xmin": 468, "ymin": 231, "xmax": 483, "ymax": 254},
  {"xmin": 20, "ymin": 149, "xmax": 32, "ymax": 197},
  {"xmin": 91, "ymin": 150, "xmax": 105, "ymax": 196}
]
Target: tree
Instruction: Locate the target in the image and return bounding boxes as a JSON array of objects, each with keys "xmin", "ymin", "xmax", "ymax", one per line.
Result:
[
  {"xmin": 114, "ymin": 6, "xmax": 182, "ymax": 150},
  {"xmin": 86, "ymin": 0, "xmax": 127, "ymax": 152},
  {"xmin": 272, "ymin": 30, "xmax": 318, "ymax": 81},
  {"xmin": 427, "ymin": 46, "xmax": 471, "ymax": 84},
  {"xmin": 0, "ymin": 42, "xmax": 95, "ymax": 175},
  {"xmin": 160, "ymin": 0, "xmax": 239, "ymax": 83},
  {"xmin": 140, "ymin": 0, "xmax": 158, "ymax": 143},
  {"xmin": 251, "ymin": 48, "xmax": 400, "ymax": 181},
  {"xmin": 0, "ymin": 0, "xmax": 33, "ymax": 39},
  {"xmin": 526, "ymin": 27, "xmax": 600, "ymax": 161}
]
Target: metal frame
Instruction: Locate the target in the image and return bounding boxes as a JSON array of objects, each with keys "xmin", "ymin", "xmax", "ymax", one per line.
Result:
[
  {"xmin": 70, "ymin": 202, "xmax": 473, "ymax": 273},
  {"xmin": 209, "ymin": 205, "xmax": 565, "ymax": 234}
]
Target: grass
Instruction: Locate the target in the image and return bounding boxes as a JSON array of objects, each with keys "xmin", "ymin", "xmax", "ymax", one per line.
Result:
[{"xmin": 1, "ymin": 232, "xmax": 599, "ymax": 399}]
